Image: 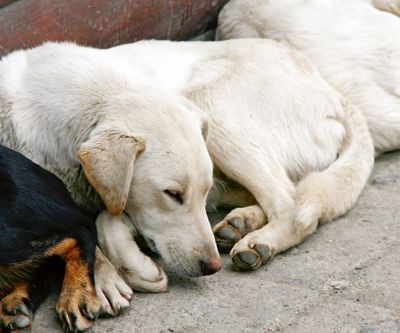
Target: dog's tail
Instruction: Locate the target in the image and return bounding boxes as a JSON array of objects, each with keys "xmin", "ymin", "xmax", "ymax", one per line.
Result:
[{"xmin": 294, "ymin": 100, "xmax": 374, "ymax": 236}]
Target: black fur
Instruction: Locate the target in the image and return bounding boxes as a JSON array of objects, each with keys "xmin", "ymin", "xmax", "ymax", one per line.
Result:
[{"xmin": 0, "ymin": 145, "xmax": 97, "ymax": 330}]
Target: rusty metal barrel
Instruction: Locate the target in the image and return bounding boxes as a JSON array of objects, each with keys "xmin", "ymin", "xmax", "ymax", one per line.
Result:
[{"xmin": 0, "ymin": 0, "xmax": 227, "ymax": 56}]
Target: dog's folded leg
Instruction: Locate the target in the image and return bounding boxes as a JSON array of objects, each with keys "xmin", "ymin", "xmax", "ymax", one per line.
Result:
[
  {"xmin": 231, "ymin": 102, "xmax": 374, "ymax": 270},
  {"xmin": 96, "ymin": 211, "xmax": 168, "ymax": 294},
  {"xmin": 212, "ymin": 159, "xmax": 299, "ymax": 270},
  {"xmin": 294, "ymin": 102, "xmax": 374, "ymax": 235}
]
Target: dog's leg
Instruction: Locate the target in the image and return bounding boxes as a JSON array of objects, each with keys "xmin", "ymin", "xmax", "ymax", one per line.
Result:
[
  {"xmin": 211, "ymin": 147, "xmax": 298, "ymax": 270},
  {"xmin": 44, "ymin": 238, "xmax": 100, "ymax": 332},
  {"xmin": 213, "ymin": 205, "xmax": 267, "ymax": 252},
  {"xmin": 96, "ymin": 211, "xmax": 168, "ymax": 297},
  {"xmin": 229, "ymin": 103, "xmax": 374, "ymax": 270}
]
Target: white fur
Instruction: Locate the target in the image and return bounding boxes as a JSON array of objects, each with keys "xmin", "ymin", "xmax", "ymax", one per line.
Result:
[{"xmin": 217, "ymin": 0, "xmax": 400, "ymax": 153}]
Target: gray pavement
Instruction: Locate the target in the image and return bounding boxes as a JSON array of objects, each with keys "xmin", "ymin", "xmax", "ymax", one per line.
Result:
[{"xmin": 33, "ymin": 152, "xmax": 400, "ymax": 333}]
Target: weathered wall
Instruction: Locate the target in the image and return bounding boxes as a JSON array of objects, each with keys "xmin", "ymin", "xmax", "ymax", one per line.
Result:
[{"xmin": 0, "ymin": 0, "xmax": 227, "ymax": 56}]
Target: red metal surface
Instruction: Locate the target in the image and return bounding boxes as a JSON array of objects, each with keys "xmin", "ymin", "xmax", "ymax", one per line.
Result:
[{"xmin": 0, "ymin": 0, "xmax": 228, "ymax": 56}]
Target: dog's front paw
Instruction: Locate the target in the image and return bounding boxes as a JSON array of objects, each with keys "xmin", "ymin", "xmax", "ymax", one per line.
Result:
[
  {"xmin": 95, "ymin": 253, "xmax": 133, "ymax": 317},
  {"xmin": 0, "ymin": 291, "xmax": 32, "ymax": 331},
  {"xmin": 56, "ymin": 283, "xmax": 100, "ymax": 332}
]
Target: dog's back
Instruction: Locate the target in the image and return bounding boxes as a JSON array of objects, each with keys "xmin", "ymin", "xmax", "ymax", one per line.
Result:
[
  {"xmin": 0, "ymin": 145, "xmax": 96, "ymax": 265},
  {"xmin": 0, "ymin": 144, "xmax": 96, "ymax": 294},
  {"xmin": 217, "ymin": 0, "xmax": 400, "ymax": 153}
]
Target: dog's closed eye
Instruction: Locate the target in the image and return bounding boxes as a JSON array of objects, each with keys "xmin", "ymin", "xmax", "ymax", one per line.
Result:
[{"xmin": 163, "ymin": 189, "xmax": 184, "ymax": 204}]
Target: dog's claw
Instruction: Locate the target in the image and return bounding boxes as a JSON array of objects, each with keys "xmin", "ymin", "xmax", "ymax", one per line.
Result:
[{"xmin": 17, "ymin": 304, "xmax": 30, "ymax": 317}]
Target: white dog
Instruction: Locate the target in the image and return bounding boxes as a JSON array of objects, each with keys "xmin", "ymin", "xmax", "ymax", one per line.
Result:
[
  {"xmin": 0, "ymin": 43, "xmax": 221, "ymax": 323},
  {"xmin": 0, "ymin": 38, "xmax": 374, "ymax": 327},
  {"xmin": 217, "ymin": 0, "xmax": 400, "ymax": 154}
]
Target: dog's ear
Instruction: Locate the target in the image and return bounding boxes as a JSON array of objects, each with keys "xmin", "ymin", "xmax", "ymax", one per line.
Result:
[{"xmin": 77, "ymin": 130, "xmax": 146, "ymax": 215}]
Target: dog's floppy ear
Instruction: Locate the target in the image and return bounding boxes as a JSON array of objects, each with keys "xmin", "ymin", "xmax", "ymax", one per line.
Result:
[{"xmin": 78, "ymin": 130, "xmax": 146, "ymax": 215}]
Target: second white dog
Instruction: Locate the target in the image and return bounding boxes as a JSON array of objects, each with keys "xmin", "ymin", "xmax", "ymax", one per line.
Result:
[{"xmin": 217, "ymin": 0, "xmax": 400, "ymax": 153}]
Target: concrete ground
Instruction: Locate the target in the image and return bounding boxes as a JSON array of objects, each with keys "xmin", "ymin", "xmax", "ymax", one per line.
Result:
[{"xmin": 33, "ymin": 152, "xmax": 400, "ymax": 333}]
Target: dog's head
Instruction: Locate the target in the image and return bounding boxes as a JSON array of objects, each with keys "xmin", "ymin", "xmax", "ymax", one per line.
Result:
[{"xmin": 77, "ymin": 92, "xmax": 221, "ymax": 277}]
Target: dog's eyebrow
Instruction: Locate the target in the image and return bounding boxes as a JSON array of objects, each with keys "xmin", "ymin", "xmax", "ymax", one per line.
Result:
[{"xmin": 169, "ymin": 175, "xmax": 189, "ymax": 193}]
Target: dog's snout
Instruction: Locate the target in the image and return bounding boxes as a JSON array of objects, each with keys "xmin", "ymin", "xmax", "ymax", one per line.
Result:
[{"xmin": 199, "ymin": 257, "xmax": 222, "ymax": 276}]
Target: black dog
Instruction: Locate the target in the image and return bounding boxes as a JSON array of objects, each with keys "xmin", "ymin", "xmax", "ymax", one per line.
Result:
[{"xmin": 0, "ymin": 145, "xmax": 100, "ymax": 332}]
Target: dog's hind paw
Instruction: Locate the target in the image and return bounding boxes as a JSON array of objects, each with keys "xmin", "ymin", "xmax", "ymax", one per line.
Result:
[
  {"xmin": 213, "ymin": 205, "xmax": 268, "ymax": 252},
  {"xmin": 0, "ymin": 291, "xmax": 32, "ymax": 331},
  {"xmin": 230, "ymin": 231, "xmax": 275, "ymax": 271}
]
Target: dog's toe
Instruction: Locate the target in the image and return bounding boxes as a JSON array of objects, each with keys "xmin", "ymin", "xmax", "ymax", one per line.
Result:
[
  {"xmin": 97, "ymin": 288, "xmax": 130, "ymax": 318},
  {"xmin": 95, "ymin": 261, "xmax": 133, "ymax": 317},
  {"xmin": 12, "ymin": 314, "xmax": 31, "ymax": 329}
]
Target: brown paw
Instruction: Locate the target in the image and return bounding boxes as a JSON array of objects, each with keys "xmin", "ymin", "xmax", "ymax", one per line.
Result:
[
  {"xmin": 56, "ymin": 285, "xmax": 100, "ymax": 332},
  {"xmin": 0, "ymin": 294, "xmax": 32, "ymax": 331}
]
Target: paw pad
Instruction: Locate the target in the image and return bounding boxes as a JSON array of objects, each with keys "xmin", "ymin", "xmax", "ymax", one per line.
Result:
[{"xmin": 232, "ymin": 243, "xmax": 272, "ymax": 271}]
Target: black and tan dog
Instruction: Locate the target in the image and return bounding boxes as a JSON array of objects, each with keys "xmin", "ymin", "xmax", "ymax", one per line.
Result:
[{"xmin": 0, "ymin": 145, "xmax": 100, "ymax": 332}]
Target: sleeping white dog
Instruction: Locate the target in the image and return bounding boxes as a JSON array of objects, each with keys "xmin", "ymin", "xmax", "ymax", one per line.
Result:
[
  {"xmin": 0, "ymin": 43, "xmax": 221, "ymax": 324},
  {"xmin": 0, "ymin": 37, "xmax": 374, "ymax": 328},
  {"xmin": 217, "ymin": 0, "xmax": 400, "ymax": 154}
]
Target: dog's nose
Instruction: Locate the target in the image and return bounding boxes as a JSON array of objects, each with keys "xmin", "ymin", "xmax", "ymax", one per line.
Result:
[{"xmin": 199, "ymin": 257, "xmax": 222, "ymax": 276}]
